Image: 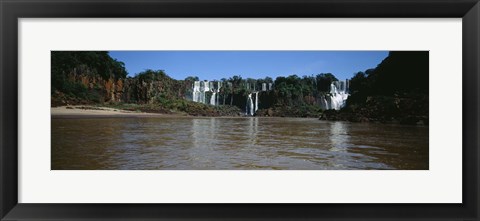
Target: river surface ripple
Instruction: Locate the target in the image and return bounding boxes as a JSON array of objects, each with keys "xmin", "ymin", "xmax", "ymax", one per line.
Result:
[{"xmin": 52, "ymin": 117, "xmax": 428, "ymax": 170}]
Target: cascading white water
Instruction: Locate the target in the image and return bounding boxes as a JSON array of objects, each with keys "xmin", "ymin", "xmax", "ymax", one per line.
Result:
[
  {"xmin": 204, "ymin": 80, "xmax": 210, "ymax": 92},
  {"xmin": 244, "ymin": 92, "xmax": 260, "ymax": 116},
  {"xmin": 320, "ymin": 80, "xmax": 349, "ymax": 110},
  {"xmin": 209, "ymin": 81, "xmax": 214, "ymax": 91},
  {"xmin": 192, "ymin": 81, "xmax": 202, "ymax": 103},
  {"xmin": 192, "ymin": 81, "xmax": 222, "ymax": 106},
  {"xmin": 320, "ymin": 97, "xmax": 329, "ymax": 110},
  {"xmin": 199, "ymin": 81, "xmax": 206, "ymax": 104},
  {"xmin": 210, "ymin": 92, "xmax": 216, "ymax": 105},
  {"xmin": 216, "ymin": 82, "xmax": 221, "ymax": 105},
  {"xmin": 255, "ymin": 92, "xmax": 259, "ymax": 112},
  {"xmin": 249, "ymin": 93, "xmax": 254, "ymax": 116}
]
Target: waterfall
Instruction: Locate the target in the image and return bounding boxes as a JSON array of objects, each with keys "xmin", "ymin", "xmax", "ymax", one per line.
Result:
[
  {"xmin": 192, "ymin": 81, "xmax": 202, "ymax": 102},
  {"xmin": 199, "ymin": 81, "xmax": 205, "ymax": 103},
  {"xmin": 320, "ymin": 80, "xmax": 349, "ymax": 110},
  {"xmin": 244, "ymin": 92, "xmax": 260, "ymax": 116},
  {"xmin": 210, "ymin": 92, "xmax": 216, "ymax": 105},
  {"xmin": 209, "ymin": 81, "xmax": 214, "ymax": 91},
  {"xmin": 262, "ymin": 83, "xmax": 267, "ymax": 91},
  {"xmin": 245, "ymin": 93, "xmax": 255, "ymax": 116},
  {"xmin": 250, "ymin": 94, "xmax": 254, "ymax": 116},
  {"xmin": 321, "ymin": 97, "xmax": 329, "ymax": 110},
  {"xmin": 204, "ymin": 80, "xmax": 210, "ymax": 92},
  {"xmin": 255, "ymin": 92, "xmax": 259, "ymax": 112},
  {"xmin": 192, "ymin": 81, "xmax": 223, "ymax": 106},
  {"xmin": 330, "ymin": 82, "xmax": 338, "ymax": 94},
  {"xmin": 216, "ymin": 82, "xmax": 221, "ymax": 106}
]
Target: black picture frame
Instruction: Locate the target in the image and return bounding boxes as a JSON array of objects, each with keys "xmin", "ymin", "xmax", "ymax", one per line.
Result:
[{"xmin": 1, "ymin": 0, "xmax": 479, "ymax": 220}]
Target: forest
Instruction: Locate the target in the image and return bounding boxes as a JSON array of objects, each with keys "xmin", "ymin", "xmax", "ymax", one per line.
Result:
[{"xmin": 51, "ymin": 51, "xmax": 428, "ymax": 125}]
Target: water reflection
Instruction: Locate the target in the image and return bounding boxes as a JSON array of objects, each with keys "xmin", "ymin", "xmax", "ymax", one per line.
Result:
[
  {"xmin": 249, "ymin": 117, "xmax": 259, "ymax": 146},
  {"xmin": 329, "ymin": 121, "xmax": 349, "ymax": 151},
  {"xmin": 52, "ymin": 117, "xmax": 428, "ymax": 170}
]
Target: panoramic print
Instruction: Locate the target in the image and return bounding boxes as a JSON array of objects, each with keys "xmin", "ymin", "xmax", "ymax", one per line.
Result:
[{"xmin": 51, "ymin": 51, "xmax": 428, "ymax": 170}]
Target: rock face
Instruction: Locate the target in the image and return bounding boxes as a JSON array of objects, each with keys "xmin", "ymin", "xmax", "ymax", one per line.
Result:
[
  {"xmin": 67, "ymin": 73, "xmax": 125, "ymax": 103},
  {"xmin": 53, "ymin": 73, "xmax": 191, "ymax": 106},
  {"xmin": 122, "ymin": 77, "xmax": 189, "ymax": 104}
]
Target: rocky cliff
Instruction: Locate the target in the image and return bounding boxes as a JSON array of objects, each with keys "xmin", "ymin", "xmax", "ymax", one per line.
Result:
[{"xmin": 52, "ymin": 72, "xmax": 190, "ymax": 106}]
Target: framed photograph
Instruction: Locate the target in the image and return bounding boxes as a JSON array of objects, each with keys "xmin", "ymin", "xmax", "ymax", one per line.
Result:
[{"xmin": 1, "ymin": 0, "xmax": 479, "ymax": 220}]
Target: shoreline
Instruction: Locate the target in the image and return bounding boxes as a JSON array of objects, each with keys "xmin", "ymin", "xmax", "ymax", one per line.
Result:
[
  {"xmin": 50, "ymin": 106, "xmax": 427, "ymax": 127},
  {"xmin": 50, "ymin": 106, "xmax": 264, "ymax": 119},
  {"xmin": 51, "ymin": 106, "xmax": 178, "ymax": 119},
  {"xmin": 51, "ymin": 105, "xmax": 319, "ymax": 120}
]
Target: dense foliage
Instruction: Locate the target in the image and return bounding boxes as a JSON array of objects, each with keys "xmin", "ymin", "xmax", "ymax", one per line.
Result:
[
  {"xmin": 51, "ymin": 51, "xmax": 429, "ymax": 123},
  {"xmin": 51, "ymin": 51, "xmax": 128, "ymax": 96},
  {"xmin": 323, "ymin": 51, "xmax": 429, "ymax": 124},
  {"xmin": 191, "ymin": 73, "xmax": 340, "ymax": 110},
  {"xmin": 347, "ymin": 51, "xmax": 428, "ymax": 105},
  {"xmin": 124, "ymin": 69, "xmax": 185, "ymax": 104}
]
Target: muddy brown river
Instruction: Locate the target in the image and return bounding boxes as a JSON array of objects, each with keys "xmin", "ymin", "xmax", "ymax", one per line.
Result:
[{"xmin": 51, "ymin": 117, "xmax": 428, "ymax": 170}]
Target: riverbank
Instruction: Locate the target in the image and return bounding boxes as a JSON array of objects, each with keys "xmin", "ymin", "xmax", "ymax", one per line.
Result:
[
  {"xmin": 51, "ymin": 105, "xmax": 261, "ymax": 119},
  {"xmin": 51, "ymin": 105, "xmax": 325, "ymax": 119},
  {"xmin": 51, "ymin": 105, "xmax": 428, "ymax": 128},
  {"xmin": 51, "ymin": 106, "xmax": 181, "ymax": 118}
]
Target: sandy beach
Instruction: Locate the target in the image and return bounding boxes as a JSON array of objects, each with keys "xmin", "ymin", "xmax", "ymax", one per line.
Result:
[
  {"xmin": 51, "ymin": 106, "xmax": 174, "ymax": 118},
  {"xmin": 51, "ymin": 105, "xmax": 268, "ymax": 119}
]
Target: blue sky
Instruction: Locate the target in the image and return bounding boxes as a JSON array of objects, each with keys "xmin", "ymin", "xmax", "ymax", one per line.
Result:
[{"xmin": 109, "ymin": 51, "xmax": 389, "ymax": 81}]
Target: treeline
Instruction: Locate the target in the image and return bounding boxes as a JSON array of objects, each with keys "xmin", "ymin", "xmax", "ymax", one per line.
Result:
[
  {"xmin": 52, "ymin": 51, "xmax": 128, "ymax": 96},
  {"xmin": 49, "ymin": 51, "xmax": 345, "ymax": 118},
  {"xmin": 348, "ymin": 51, "xmax": 428, "ymax": 105},
  {"xmin": 51, "ymin": 51, "xmax": 339, "ymax": 106},
  {"xmin": 184, "ymin": 73, "xmax": 339, "ymax": 111},
  {"xmin": 322, "ymin": 51, "xmax": 429, "ymax": 124},
  {"xmin": 50, "ymin": 51, "xmax": 343, "ymax": 117},
  {"xmin": 51, "ymin": 51, "xmax": 430, "ymax": 123}
]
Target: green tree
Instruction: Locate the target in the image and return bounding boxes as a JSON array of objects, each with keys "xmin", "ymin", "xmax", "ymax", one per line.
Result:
[
  {"xmin": 315, "ymin": 73, "xmax": 338, "ymax": 92},
  {"xmin": 229, "ymin": 75, "xmax": 243, "ymax": 105},
  {"xmin": 184, "ymin": 76, "xmax": 199, "ymax": 82},
  {"xmin": 51, "ymin": 51, "xmax": 128, "ymax": 95}
]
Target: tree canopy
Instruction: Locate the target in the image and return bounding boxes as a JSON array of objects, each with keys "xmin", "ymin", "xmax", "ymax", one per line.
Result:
[{"xmin": 51, "ymin": 51, "xmax": 128, "ymax": 93}]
